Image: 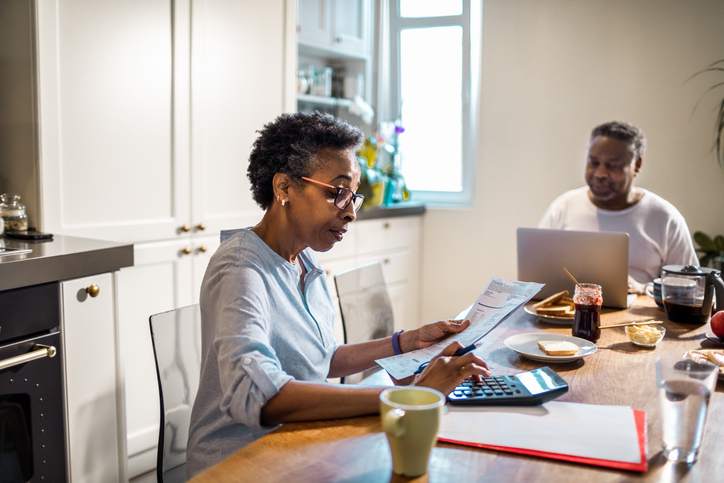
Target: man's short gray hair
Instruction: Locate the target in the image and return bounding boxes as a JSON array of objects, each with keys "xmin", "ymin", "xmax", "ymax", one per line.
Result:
[{"xmin": 591, "ymin": 121, "xmax": 647, "ymax": 159}]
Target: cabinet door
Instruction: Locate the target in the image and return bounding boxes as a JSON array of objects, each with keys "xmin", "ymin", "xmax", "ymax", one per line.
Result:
[
  {"xmin": 298, "ymin": 0, "xmax": 333, "ymax": 48},
  {"xmin": 331, "ymin": 0, "xmax": 370, "ymax": 58},
  {"xmin": 189, "ymin": 0, "xmax": 285, "ymax": 235},
  {"xmin": 36, "ymin": 0, "xmax": 189, "ymax": 242},
  {"xmin": 116, "ymin": 239, "xmax": 194, "ymax": 477},
  {"xmin": 61, "ymin": 273, "xmax": 122, "ymax": 482}
]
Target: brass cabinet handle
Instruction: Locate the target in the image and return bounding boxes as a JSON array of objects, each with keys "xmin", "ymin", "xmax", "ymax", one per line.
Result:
[
  {"xmin": 383, "ymin": 222, "xmax": 391, "ymax": 229},
  {"xmin": 197, "ymin": 244, "xmax": 208, "ymax": 254},
  {"xmin": 179, "ymin": 224, "xmax": 191, "ymax": 233},
  {"xmin": 195, "ymin": 223, "xmax": 206, "ymax": 232},
  {"xmin": 180, "ymin": 247, "xmax": 193, "ymax": 256},
  {"xmin": 85, "ymin": 284, "xmax": 100, "ymax": 298},
  {"xmin": 383, "ymin": 258, "xmax": 390, "ymax": 265}
]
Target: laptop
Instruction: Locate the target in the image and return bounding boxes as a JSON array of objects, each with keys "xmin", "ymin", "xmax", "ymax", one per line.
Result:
[{"xmin": 516, "ymin": 228, "xmax": 632, "ymax": 309}]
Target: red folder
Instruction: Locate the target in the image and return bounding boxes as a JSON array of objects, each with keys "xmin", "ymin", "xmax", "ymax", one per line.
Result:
[{"xmin": 438, "ymin": 409, "xmax": 648, "ymax": 472}]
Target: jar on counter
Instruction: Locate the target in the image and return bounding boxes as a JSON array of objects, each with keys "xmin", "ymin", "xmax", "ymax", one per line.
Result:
[{"xmin": 0, "ymin": 193, "xmax": 29, "ymax": 232}]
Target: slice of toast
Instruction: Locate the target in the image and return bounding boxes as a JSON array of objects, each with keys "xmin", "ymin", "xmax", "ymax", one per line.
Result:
[
  {"xmin": 533, "ymin": 290, "xmax": 569, "ymax": 309},
  {"xmin": 537, "ymin": 340, "xmax": 579, "ymax": 356},
  {"xmin": 536, "ymin": 305, "xmax": 571, "ymax": 316}
]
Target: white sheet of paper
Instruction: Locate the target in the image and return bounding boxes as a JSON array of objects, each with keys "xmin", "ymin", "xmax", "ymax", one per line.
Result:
[
  {"xmin": 375, "ymin": 278, "xmax": 543, "ymax": 379},
  {"xmin": 439, "ymin": 401, "xmax": 641, "ymax": 464}
]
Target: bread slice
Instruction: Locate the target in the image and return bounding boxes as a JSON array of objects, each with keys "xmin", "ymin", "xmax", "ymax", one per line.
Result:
[
  {"xmin": 536, "ymin": 305, "xmax": 571, "ymax": 316},
  {"xmin": 533, "ymin": 290, "xmax": 569, "ymax": 309},
  {"xmin": 537, "ymin": 340, "xmax": 579, "ymax": 356}
]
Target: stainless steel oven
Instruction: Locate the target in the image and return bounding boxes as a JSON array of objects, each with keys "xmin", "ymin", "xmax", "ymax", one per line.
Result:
[{"xmin": 0, "ymin": 282, "xmax": 67, "ymax": 482}]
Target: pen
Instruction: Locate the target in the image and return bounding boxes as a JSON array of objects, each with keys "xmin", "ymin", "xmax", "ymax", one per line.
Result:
[{"xmin": 413, "ymin": 342, "xmax": 480, "ymax": 375}]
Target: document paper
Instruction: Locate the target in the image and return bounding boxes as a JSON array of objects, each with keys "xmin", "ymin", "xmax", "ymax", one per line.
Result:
[
  {"xmin": 375, "ymin": 278, "xmax": 543, "ymax": 379},
  {"xmin": 439, "ymin": 401, "xmax": 643, "ymax": 465}
]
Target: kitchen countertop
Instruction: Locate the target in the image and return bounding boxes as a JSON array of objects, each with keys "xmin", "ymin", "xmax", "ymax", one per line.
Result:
[
  {"xmin": 355, "ymin": 201, "xmax": 425, "ymax": 220},
  {"xmin": 0, "ymin": 234, "xmax": 134, "ymax": 291}
]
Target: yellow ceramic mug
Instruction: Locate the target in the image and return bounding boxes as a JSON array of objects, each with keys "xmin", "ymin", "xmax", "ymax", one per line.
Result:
[{"xmin": 380, "ymin": 386, "xmax": 446, "ymax": 477}]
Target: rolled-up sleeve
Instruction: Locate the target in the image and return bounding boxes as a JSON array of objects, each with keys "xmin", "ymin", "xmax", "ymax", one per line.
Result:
[{"xmin": 210, "ymin": 262, "xmax": 293, "ymax": 428}]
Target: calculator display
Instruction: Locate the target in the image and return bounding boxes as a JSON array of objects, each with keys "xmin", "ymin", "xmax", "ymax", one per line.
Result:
[{"xmin": 516, "ymin": 368, "xmax": 566, "ymax": 395}]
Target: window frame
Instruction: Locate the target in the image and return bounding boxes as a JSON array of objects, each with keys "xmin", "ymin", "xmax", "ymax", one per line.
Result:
[{"xmin": 388, "ymin": 0, "xmax": 481, "ymax": 207}]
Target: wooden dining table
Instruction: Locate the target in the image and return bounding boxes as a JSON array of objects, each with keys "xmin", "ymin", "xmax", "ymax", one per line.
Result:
[{"xmin": 192, "ymin": 296, "xmax": 723, "ymax": 482}]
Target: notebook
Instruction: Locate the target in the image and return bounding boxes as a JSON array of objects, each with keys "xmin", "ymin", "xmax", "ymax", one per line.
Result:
[{"xmin": 438, "ymin": 401, "xmax": 647, "ymax": 472}]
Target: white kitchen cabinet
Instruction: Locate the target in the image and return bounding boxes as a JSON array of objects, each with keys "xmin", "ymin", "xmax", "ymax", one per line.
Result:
[
  {"xmin": 190, "ymin": 0, "xmax": 283, "ymax": 235},
  {"xmin": 33, "ymin": 0, "xmax": 285, "ymax": 243},
  {"xmin": 298, "ymin": 0, "xmax": 371, "ymax": 59},
  {"xmin": 35, "ymin": 0, "xmax": 185, "ymax": 242},
  {"xmin": 61, "ymin": 273, "xmax": 123, "ymax": 483}
]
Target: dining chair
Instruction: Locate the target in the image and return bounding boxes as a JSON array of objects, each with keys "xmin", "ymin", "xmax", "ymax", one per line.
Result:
[
  {"xmin": 149, "ymin": 304, "xmax": 202, "ymax": 483},
  {"xmin": 334, "ymin": 262, "xmax": 394, "ymax": 384}
]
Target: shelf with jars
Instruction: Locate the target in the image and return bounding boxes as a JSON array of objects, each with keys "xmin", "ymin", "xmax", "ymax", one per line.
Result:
[
  {"xmin": 296, "ymin": 58, "xmax": 373, "ymax": 125},
  {"xmin": 297, "ymin": 94, "xmax": 353, "ymax": 108}
]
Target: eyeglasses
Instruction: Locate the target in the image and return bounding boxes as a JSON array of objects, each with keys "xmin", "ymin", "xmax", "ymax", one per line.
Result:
[{"xmin": 301, "ymin": 176, "xmax": 365, "ymax": 213}]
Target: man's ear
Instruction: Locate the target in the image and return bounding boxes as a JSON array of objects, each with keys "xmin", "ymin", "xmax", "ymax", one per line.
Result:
[
  {"xmin": 272, "ymin": 173, "xmax": 292, "ymax": 204},
  {"xmin": 634, "ymin": 156, "xmax": 643, "ymax": 174}
]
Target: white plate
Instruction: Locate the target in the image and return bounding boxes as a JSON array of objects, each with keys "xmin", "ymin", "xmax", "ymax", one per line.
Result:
[
  {"xmin": 523, "ymin": 304, "xmax": 575, "ymax": 326},
  {"xmin": 504, "ymin": 332, "xmax": 598, "ymax": 363}
]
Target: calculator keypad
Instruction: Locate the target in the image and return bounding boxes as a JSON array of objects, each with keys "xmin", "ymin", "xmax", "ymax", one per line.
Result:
[{"xmin": 449, "ymin": 376, "xmax": 524, "ymax": 402}]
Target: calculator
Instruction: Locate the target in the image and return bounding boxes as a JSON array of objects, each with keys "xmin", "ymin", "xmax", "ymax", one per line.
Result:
[{"xmin": 447, "ymin": 366, "xmax": 568, "ymax": 406}]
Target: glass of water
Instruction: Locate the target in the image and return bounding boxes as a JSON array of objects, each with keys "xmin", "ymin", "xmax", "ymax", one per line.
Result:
[{"xmin": 657, "ymin": 357, "xmax": 718, "ymax": 463}]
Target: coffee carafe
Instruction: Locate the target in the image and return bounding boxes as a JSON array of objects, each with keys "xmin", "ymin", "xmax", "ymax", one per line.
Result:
[{"xmin": 661, "ymin": 265, "xmax": 724, "ymax": 324}]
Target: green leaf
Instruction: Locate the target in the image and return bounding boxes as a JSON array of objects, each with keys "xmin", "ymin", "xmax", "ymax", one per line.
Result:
[
  {"xmin": 715, "ymin": 235, "xmax": 724, "ymax": 251},
  {"xmin": 693, "ymin": 231, "xmax": 716, "ymax": 250},
  {"xmin": 717, "ymin": 98, "xmax": 724, "ymax": 167}
]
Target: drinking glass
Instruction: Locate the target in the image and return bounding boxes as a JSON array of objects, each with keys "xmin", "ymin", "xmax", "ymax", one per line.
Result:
[{"xmin": 656, "ymin": 356, "xmax": 718, "ymax": 463}]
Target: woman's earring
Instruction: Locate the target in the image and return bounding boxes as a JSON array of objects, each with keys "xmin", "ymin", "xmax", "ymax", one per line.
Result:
[{"xmin": 281, "ymin": 199, "xmax": 287, "ymax": 207}]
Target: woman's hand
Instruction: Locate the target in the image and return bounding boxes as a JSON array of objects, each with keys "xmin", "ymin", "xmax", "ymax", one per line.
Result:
[
  {"xmin": 413, "ymin": 342, "xmax": 491, "ymax": 395},
  {"xmin": 400, "ymin": 319, "xmax": 471, "ymax": 352}
]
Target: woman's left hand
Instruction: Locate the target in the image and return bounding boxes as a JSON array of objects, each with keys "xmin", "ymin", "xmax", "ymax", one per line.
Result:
[{"xmin": 400, "ymin": 319, "xmax": 471, "ymax": 352}]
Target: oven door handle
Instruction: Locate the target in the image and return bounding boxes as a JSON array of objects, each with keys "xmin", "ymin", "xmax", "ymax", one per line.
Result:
[{"xmin": 0, "ymin": 344, "xmax": 57, "ymax": 371}]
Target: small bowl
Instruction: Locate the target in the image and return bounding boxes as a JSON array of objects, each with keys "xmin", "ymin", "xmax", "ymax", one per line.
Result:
[{"xmin": 625, "ymin": 324, "xmax": 666, "ymax": 348}]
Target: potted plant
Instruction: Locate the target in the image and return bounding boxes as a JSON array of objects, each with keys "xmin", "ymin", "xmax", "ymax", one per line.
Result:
[
  {"xmin": 690, "ymin": 58, "xmax": 724, "ymax": 167},
  {"xmin": 693, "ymin": 231, "xmax": 724, "ymax": 271}
]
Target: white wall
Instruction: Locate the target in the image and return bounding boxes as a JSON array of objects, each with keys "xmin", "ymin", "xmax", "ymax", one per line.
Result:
[{"xmin": 420, "ymin": 0, "xmax": 724, "ymax": 321}]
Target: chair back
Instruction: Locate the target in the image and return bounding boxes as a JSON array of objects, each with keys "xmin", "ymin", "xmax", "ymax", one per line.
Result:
[
  {"xmin": 149, "ymin": 304, "xmax": 202, "ymax": 482},
  {"xmin": 334, "ymin": 262, "xmax": 394, "ymax": 383}
]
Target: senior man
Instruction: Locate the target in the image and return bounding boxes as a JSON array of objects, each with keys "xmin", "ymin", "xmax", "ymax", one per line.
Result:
[{"xmin": 539, "ymin": 121, "xmax": 698, "ymax": 289}]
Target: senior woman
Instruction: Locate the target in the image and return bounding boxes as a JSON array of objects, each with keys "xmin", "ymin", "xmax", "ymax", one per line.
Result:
[{"xmin": 187, "ymin": 112, "xmax": 490, "ymax": 476}]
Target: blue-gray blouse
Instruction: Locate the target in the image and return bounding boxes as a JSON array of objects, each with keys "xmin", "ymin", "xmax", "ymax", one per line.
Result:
[{"xmin": 187, "ymin": 228, "xmax": 338, "ymax": 477}]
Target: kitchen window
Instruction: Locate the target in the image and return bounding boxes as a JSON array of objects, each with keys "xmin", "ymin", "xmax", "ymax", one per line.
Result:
[{"xmin": 388, "ymin": 0, "xmax": 481, "ymax": 206}]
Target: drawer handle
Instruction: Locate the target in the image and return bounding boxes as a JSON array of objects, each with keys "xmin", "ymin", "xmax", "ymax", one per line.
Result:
[
  {"xmin": 197, "ymin": 244, "xmax": 208, "ymax": 254},
  {"xmin": 178, "ymin": 224, "xmax": 191, "ymax": 233},
  {"xmin": 85, "ymin": 284, "xmax": 100, "ymax": 298},
  {"xmin": 195, "ymin": 223, "xmax": 206, "ymax": 232},
  {"xmin": 0, "ymin": 345, "xmax": 57, "ymax": 371},
  {"xmin": 383, "ymin": 222, "xmax": 390, "ymax": 229},
  {"xmin": 383, "ymin": 258, "xmax": 390, "ymax": 265},
  {"xmin": 181, "ymin": 247, "xmax": 193, "ymax": 256}
]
